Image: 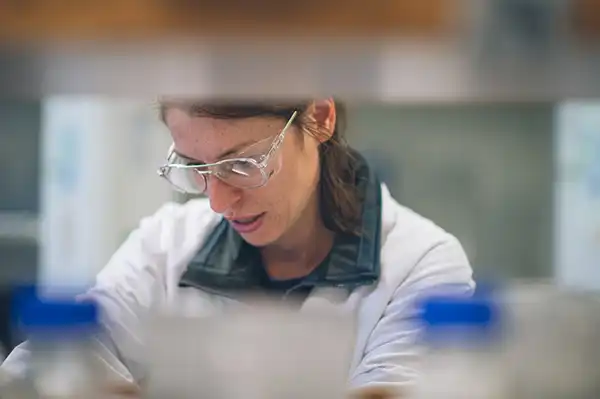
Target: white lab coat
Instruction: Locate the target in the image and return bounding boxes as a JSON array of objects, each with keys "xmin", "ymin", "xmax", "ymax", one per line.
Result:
[{"xmin": 2, "ymin": 185, "xmax": 474, "ymax": 389}]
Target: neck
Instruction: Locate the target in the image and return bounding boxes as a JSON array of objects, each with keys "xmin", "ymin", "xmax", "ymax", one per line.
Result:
[{"xmin": 260, "ymin": 192, "xmax": 334, "ymax": 280}]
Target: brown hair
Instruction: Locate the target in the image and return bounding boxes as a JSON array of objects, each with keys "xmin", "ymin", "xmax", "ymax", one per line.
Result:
[{"xmin": 159, "ymin": 99, "xmax": 361, "ymax": 235}]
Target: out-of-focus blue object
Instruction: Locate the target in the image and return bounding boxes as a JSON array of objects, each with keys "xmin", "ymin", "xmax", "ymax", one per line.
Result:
[
  {"xmin": 419, "ymin": 291, "xmax": 500, "ymax": 345},
  {"xmin": 13, "ymin": 287, "xmax": 99, "ymax": 335},
  {"xmin": 19, "ymin": 299, "xmax": 98, "ymax": 333},
  {"xmin": 412, "ymin": 292, "xmax": 506, "ymax": 398},
  {"xmin": 6, "ymin": 290, "xmax": 102, "ymax": 398},
  {"xmin": 422, "ymin": 297, "xmax": 495, "ymax": 327}
]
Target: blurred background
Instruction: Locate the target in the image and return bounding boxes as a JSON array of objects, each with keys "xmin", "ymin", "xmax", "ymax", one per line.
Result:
[{"xmin": 0, "ymin": 0, "xmax": 599, "ymax": 353}]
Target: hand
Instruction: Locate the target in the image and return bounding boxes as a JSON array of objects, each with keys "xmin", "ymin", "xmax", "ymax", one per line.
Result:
[
  {"xmin": 104, "ymin": 382, "xmax": 141, "ymax": 398},
  {"xmin": 348, "ymin": 386, "xmax": 405, "ymax": 399}
]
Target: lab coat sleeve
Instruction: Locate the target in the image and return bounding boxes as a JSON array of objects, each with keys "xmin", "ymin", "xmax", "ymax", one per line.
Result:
[
  {"xmin": 349, "ymin": 235, "xmax": 475, "ymax": 389},
  {"xmin": 1, "ymin": 203, "xmax": 180, "ymax": 384}
]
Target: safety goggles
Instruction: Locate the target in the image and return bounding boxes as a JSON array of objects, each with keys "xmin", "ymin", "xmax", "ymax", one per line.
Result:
[{"xmin": 157, "ymin": 111, "xmax": 298, "ymax": 195}]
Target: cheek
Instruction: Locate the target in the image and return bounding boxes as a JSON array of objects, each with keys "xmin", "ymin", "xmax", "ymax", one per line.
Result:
[
  {"xmin": 248, "ymin": 137, "xmax": 320, "ymax": 222},
  {"xmin": 292, "ymin": 142, "xmax": 321, "ymax": 189},
  {"xmin": 241, "ymin": 171, "xmax": 291, "ymax": 226},
  {"xmin": 271, "ymin": 145, "xmax": 319, "ymax": 210},
  {"xmin": 283, "ymin": 135, "xmax": 318, "ymax": 177}
]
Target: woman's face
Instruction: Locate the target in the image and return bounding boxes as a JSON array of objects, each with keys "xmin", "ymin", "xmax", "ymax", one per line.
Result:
[{"xmin": 165, "ymin": 107, "xmax": 326, "ymax": 247}]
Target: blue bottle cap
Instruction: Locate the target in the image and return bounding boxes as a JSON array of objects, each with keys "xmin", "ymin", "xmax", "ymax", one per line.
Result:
[
  {"xmin": 421, "ymin": 296, "xmax": 496, "ymax": 328},
  {"xmin": 417, "ymin": 293, "xmax": 501, "ymax": 346},
  {"xmin": 18, "ymin": 297, "xmax": 99, "ymax": 333}
]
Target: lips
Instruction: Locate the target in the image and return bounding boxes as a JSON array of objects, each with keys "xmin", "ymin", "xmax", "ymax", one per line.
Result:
[
  {"xmin": 227, "ymin": 213, "xmax": 266, "ymax": 234},
  {"xmin": 232, "ymin": 214, "xmax": 262, "ymax": 224}
]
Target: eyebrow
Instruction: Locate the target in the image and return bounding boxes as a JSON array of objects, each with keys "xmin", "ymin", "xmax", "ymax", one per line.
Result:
[{"xmin": 174, "ymin": 139, "xmax": 259, "ymax": 164}]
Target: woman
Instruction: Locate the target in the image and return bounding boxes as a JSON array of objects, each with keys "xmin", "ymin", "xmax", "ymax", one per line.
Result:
[{"xmin": 2, "ymin": 98, "xmax": 474, "ymax": 391}]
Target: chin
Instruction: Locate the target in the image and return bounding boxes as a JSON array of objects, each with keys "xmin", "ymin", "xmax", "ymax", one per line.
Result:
[
  {"xmin": 239, "ymin": 225, "xmax": 281, "ymax": 247},
  {"xmin": 240, "ymin": 231, "xmax": 275, "ymax": 247}
]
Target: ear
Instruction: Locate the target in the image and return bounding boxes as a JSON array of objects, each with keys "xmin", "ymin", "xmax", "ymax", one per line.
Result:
[{"xmin": 306, "ymin": 98, "xmax": 337, "ymax": 143}]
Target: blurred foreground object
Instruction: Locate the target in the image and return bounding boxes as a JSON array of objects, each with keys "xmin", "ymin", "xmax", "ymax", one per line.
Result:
[
  {"xmin": 411, "ymin": 291, "xmax": 506, "ymax": 399},
  {"xmin": 143, "ymin": 306, "xmax": 356, "ymax": 399},
  {"xmin": 0, "ymin": 0, "xmax": 457, "ymax": 39},
  {"xmin": 411, "ymin": 283, "xmax": 600, "ymax": 398},
  {"xmin": 1, "ymin": 292, "xmax": 105, "ymax": 398},
  {"xmin": 2, "ymin": 285, "xmax": 599, "ymax": 398},
  {"xmin": 349, "ymin": 386, "xmax": 403, "ymax": 399},
  {"xmin": 504, "ymin": 283, "xmax": 600, "ymax": 398}
]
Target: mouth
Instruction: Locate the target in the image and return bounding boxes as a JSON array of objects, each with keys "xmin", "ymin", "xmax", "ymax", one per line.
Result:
[{"xmin": 228, "ymin": 213, "xmax": 266, "ymax": 234}]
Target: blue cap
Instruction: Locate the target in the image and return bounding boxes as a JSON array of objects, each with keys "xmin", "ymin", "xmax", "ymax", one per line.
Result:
[
  {"xmin": 18, "ymin": 297, "xmax": 99, "ymax": 332},
  {"xmin": 420, "ymin": 295, "xmax": 497, "ymax": 329}
]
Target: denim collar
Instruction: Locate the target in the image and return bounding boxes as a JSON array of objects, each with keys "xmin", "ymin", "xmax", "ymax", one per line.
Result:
[{"xmin": 179, "ymin": 152, "xmax": 382, "ymax": 293}]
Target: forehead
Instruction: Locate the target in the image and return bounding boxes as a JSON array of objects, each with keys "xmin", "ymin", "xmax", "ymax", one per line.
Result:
[
  {"xmin": 165, "ymin": 107, "xmax": 284, "ymax": 159},
  {"xmin": 165, "ymin": 108, "xmax": 283, "ymax": 139}
]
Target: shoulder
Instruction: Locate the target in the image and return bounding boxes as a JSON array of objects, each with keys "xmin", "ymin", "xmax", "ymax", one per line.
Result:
[
  {"xmin": 378, "ymin": 185, "xmax": 474, "ymax": 290},
  {"xmin": 145, "ymin": 197, "xmax": 217, "ymax": 231},
  {"xmin": 380, "ymin": 184, "xmax": 457, "ymax": 252},
  {"xmin": 90, "ymin": 197, "xmax": 221, "ymax": 333},
  {"xmin": 96, "ymin": 198, "xmax": 220, "ymax": 285},
  {"xmin": 349, "ymin": 187, "xmax": 473, "ymax": 387},
  {"xmin": 136, "ymin": 197, "xmax": 221, "ymax": 251}
]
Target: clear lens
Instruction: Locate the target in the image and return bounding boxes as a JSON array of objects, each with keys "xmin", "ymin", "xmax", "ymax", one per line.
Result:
[
  {"xmin": 158, "ymin": 151, "xmax": 206, "ymax": 194},
  {"xmin": 161, "ymin": 165, "xmax": 207, "ymax": 194},
  {"xmin": 237, "ymin": 136, "xmax": 273, "ymax": 160},
  {"xmin": 214, "ymin": 159, "xmax": 267, "ymax": 189},
  {"xmin": 160, "ymin": 155, "xmax": 268, "ymax": 194},
  {"xmin": 159, "ymin": 124, "xmax": 287, "ymax": 194},
  {"xmin": 237, "ymin": 136, "xmax": 284, "ymax": 178}
]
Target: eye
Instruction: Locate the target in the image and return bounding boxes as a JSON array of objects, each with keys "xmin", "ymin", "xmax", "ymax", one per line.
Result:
[
  {"xmin": 236, "ymin": 150, "xmax": 263, "ymax": 162},
  {"xmin": 218, "ymin": 160, "xmax": 256, "ymax": 177},
  {"xmin": 245, "ymin": 154, "xmax": 266, "ymax": 165},
  {"xmin": 237, "ymin": 137, "xmax": 273, "ymax": 160},
  {"xmin": 173, "ymin": 152, "xmax": 204, "ymax": 167}
]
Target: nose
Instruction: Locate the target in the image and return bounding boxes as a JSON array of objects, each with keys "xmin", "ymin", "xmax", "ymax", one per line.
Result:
[{"xmin": 206, "ymin": 176, "xmax": 242, "ymax": 215}]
